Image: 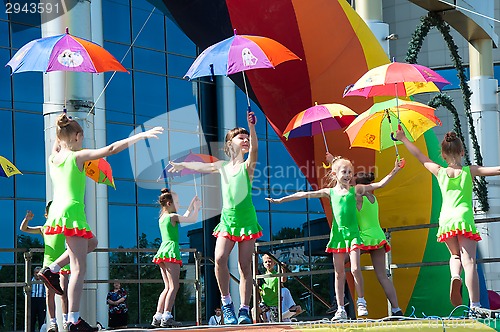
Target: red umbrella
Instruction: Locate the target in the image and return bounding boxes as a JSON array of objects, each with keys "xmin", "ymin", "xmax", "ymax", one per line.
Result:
[{"xmin": 84, "ymin": 158, "xmax": 115, "ymax": 188}]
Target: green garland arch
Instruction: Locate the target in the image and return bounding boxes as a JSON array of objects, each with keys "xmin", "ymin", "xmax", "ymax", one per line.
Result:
[{"xmin": 405, "ymin": 11, "xmax": 489, "ymax": 211}]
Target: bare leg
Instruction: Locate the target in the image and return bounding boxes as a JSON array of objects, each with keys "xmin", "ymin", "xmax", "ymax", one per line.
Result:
[
  {"xmin": 156, "ymin": 263, "xmax": 169, "ymax": 314},
  {"xmin": 46, "ymin": 287, "xmax": 56, "ymax": 319},
  {"xmin": 370, "ymin": 248, "xmax": 399, "ymax": 308},
  {"xmin": 349, "ymin": 249, "xmax": 364, "ymax": 297},
  {"xmin": 60, "ymin": 274, "xmax": 70, "ymax": 315},
  {"xmin": 164, "ymin": 263, "xmax": 181, "ymax": 311},
  {"xmin": 65, "ymin": 236, "xmax": 89, "ymax": 313},
  {"xmin": 237, "ymin": 239, "xmax": 256, "ymax": 306},
  {"xmin": 332, "ymin": 253, "xmax": 347, "ymax": 306},
  {"xmin": 214, "ymin": 237, "xmax": 236, "ymax": 296},
  {"xmin": 444, "ymin": 237, "xmax": 462, "ymax": 277},
  {"xmin": 53, "ymin": 236, "xmax": 98, "ymax": 268},
  {"xmin": 444, "ymin": 236, "xmax": 464, "ymax": 306},
  {"xmin": 458, "ymin": 236, "xmax": 479, "ymax": 303}
]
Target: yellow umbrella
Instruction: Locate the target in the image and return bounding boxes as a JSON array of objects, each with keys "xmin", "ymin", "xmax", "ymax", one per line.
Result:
[
  {"xmin": 0, "ymin": 156, "xmax": 22, "ymax": 178},
  {"xmin": 345, "ymin": 98, "xmax": 441, "ymax": 152}
]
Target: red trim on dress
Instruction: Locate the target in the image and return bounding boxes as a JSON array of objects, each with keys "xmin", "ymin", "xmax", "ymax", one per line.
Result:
[
  {"xmin": 325, "ymin": 243, "xmax": 363, "ymax": 253},
  {"xmin": 152, "ymin": 257, "xmax": 183, "ymax": 266},
  {"xmin": 45, "ymin": 226, "xmax": 94, "ymax": 239},
  {"xmin": 360, "ymin": 240, "xmax": 391, "ymax": 253},
  {"xmin": 437, "ymin": 229, "xmax": 482, "ymax": 242},
  {"xmin": 212, "ymin": 231, "xmax": 262, "ymax": 242}
]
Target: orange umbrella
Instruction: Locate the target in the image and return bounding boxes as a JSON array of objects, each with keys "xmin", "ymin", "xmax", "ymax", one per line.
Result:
[{"xmin": 84, "ymin": 158, "xmax": 115, "ymax": 188}]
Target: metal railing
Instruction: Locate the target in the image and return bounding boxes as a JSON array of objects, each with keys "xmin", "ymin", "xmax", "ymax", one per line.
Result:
[
  {"xmin": 0, "ymin": 247, "xmax": 203, "ymax": 332},
  {"xmin": 252, "ymin": 216, "xmax": 500, "ymax": 322}
]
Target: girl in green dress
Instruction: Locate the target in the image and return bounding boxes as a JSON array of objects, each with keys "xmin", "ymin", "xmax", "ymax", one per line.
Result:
[
  {"xmin": 267, "ymin": 157, "xmax": 366, "ymax": 320},
  {"xmin": 396, "ymin": 129, "xmax": 500, "ymax": 310},
  {"xmin": 168, "ymin": 111, "xmax": 261, "ymax": 325},
  {"xmin": 151, "ymin": 188, "xmax": 201, "ymax": 328},
  {"xmin": 20, "ymin": 203, "xmax": 70, "ymax": 332},
  {"xmin": 354, "ymin": 158, "xmax": 403, "ymax": 317},
  {"xmin": 39, "ymin": 112, "xmax": 163, "ymax": 331}
]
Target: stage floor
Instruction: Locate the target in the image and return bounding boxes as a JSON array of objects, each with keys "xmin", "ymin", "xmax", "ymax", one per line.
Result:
[{"xmin": 111, "ymin": 319, "xmax": 500, "ymax": 331}]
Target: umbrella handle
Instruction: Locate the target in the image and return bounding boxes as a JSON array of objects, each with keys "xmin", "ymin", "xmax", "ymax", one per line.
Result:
[
  {"xmin": 247, "ymin": 106, "xmax": 256, "ymax": 125},
  {"xmin": 399, "ymin": 158, "xmax": 406, "ymax": 168},
  {"xmin": 209, "ymin": 64, "xmax": 215, "ymax": 82}
]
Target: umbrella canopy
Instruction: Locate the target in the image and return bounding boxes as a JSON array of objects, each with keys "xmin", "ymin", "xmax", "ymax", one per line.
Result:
[
  {"xmin": 343, "ymin": 62, "xmax": 450, "ymax": 98},
  {"xmin": 6, "ymin": 28, "xmax": 127, "ymax": 74},
  {"xmin": 184, "ymin": 30, "xmax": 300, "ymax": 80},
  {"xmin": 84, "ymin": 158, "xmax": 115, "ymax": 188},
  {"xmin": 345, "ymin": 98, "xmax": 441, "ymax": 151},
  {"xmin": 0, "ymin": 156, "xmax": 22, "ymax": 178},
  {"xmin": 159, "ymin": 151, "xmax": 219, "ymax": 179},
  {"xmin": 283, "ymin": 102, "xmax": 357, "ymax": 140}
]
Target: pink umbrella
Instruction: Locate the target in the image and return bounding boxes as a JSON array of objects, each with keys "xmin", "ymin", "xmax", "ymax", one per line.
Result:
[
  {"xmin": 283, "ymin": 103, "xmax": 357, "ymax": 153},
  {"xmin": 184, "ymin": 29, "xmax": 300, "ymax": 122}
]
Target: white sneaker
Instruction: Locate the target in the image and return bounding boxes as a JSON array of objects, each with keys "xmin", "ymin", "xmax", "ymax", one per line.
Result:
[
  {"xmin": 47, "ymin": 322, "xmax": 58, "ymax": 332},
  {"xmin": 150, "ymin": 317, "xmax": 161, "ymax": 328},
  {"xmin": 357, "ymin": 301, "xmax": 368, "ymax": 317},
  {"xmin": 331, "ymin": 308, "xmax": 347, "ymax": 321}
]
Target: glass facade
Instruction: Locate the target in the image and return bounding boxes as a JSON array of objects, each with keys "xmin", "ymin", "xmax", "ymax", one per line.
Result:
[{"xmin": 0, "ymin": 0, "xmax": 330, "ymax": 329}]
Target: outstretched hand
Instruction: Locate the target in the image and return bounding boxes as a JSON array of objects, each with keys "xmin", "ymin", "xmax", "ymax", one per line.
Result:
[
  {"xmin": 248, "ymin": 111, "xmax": 257, "ymax": 126},
  {"xmin": 190, "ymin": 196, "xmax": 202, "ymax": 210},
  {"xmin": 265, "ymin": 197, "xmax": 282, "ymax": 204},
  {"xmin": 395, "ymin": 128, "xmax": 406, "ymax": 141},
  {"xmin": 325, "ymin": 152, "xmax": 334, "ymax": 163},
  {"xmin": 168, "ymin": 161, "xmax": 184, "ymax": 173},
  {"xmin": 142, "ymin": 126, "xmax": 164, "ymax": 139},
  {"xmin": 25, "ymin": 210, "xmax": 34, "ymax": 221},
  {"xmin": 395, "ymin": 158, "xmax": 405, "ymax": 169}
]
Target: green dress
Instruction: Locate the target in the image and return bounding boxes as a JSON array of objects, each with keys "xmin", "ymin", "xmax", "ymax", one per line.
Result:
[
  {"xmin": 43, "ymin": 228, "xmax": 71, "ymax": 274},
  {"xmin": 436, "ymin": 166, "xmax": 481, "ymax": 242},
  {"xmin": 212, "ymin": 162, "xmax": 262, "ymax": 242},
  {"xmin": 325, "ymin": 187, "xmax": 363, "ymax": 253},
  {"xmin": 356, "ymin": 196, "xmax": 390, "ymax": 252},
  {"xmin": 260, "ymin": 271, "xmax": 279, "ymax": 306},
  {"xmin": 45, "ymin": 152, "xmax": 93, "ymax": 238},
  {"xmin": 153, "ymin": 214, "xmax": 182, "ymax": 265}
]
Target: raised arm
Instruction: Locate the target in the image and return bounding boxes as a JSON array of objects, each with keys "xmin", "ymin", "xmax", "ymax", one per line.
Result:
[
  {"xmin": 470, "ymin": 165, "xmax": 500, "ymax": 177},
  {"xmin": 174, "ymin": 196, "xmax": 202, "ymax": 223},
  {"xmin": 266, "ymin": 188, "xmax": 330, "ymax": 203},
  {"xmin": 169, "ymin": 160, "xmax": 225, "ymax": 174},
  {"xmin": 19, "ymin": 210, "xmax": 43, "ymax": 235},
  {"xmin": 75, "ymin": 126, "xmax": 164, "ymax": 166},
  {"xmin": 245, "ymin": 111, "xmax": 258, "ymax": 180},
  {"xmin": 396, "ymin": 129, "xmax": 440, "ymax": 176},
  {"xmin": 356, "ymin": 159, "xmax": 403, "ymax": 193}
]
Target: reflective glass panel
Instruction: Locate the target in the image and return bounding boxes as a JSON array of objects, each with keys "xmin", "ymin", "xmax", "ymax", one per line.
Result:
[
  {"xmin": 14, "ymin": 112, "xmax": 44, "ymax": 172},
  {"xmin": 108, "ymin": 205, "xmax": 137, "ymax": 248}
]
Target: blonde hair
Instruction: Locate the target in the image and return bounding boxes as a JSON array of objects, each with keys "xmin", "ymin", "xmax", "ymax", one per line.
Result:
[
  {"xmin": 56, "ymin": 113, "xmax": 83, "ymax": 142},
  {"xmin": 224, "ymin": 127, "xmax": 249, "ymax": 156},
  {"xmin": 324, "ymin": 157, "xmax": 353, "ymax": 188}
]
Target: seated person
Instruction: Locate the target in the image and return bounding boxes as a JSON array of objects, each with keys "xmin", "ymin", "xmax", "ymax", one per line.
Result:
[{"xmin": 259, "ymin": 254, "xmax": 302, "ymax": 322}]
